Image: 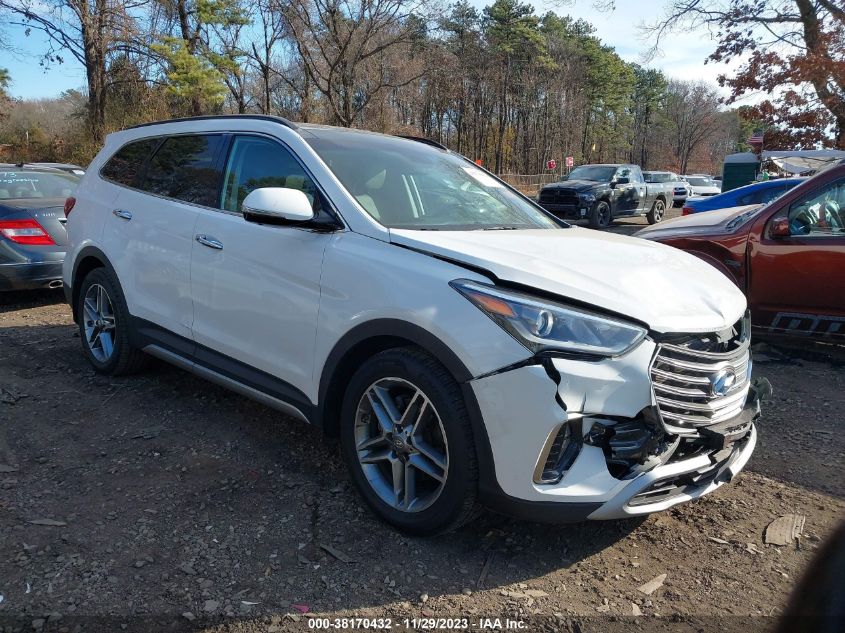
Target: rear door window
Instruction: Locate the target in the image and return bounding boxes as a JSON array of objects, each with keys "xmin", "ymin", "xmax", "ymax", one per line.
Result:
[
  {"xmin": 101, "ymin": 138, "xmax": 160, "ymax": 187},
  {"xmin": 142, "ymin": 135, "xmax": 225, "ymax": 206}
]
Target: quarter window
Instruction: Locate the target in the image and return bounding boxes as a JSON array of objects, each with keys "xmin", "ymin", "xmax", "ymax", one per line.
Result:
[
  {"xmin": 220, "ymin": 136, "xmax": 319, "ymax": 214},
  {"xmin": 101, "ymin": 138, "xmax": 160, "ymax": 187},
  {"xmin": 142, "ymin": 135, "xmax": 224, "ymax": 206}
]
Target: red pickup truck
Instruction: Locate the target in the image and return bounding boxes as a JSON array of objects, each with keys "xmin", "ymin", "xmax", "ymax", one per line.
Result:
[{"xmin": 636, "ymin": 163, "xmax": 845, "ymax": 340}]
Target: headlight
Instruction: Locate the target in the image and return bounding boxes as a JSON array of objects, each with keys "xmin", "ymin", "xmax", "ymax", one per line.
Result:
[
  {"xmin": 451, "ymin": 280, "xmax": 646, "ymax": 357},
  {"xmin": 579, "ymin": 193, "xmax": 596, "ymax": 203}
]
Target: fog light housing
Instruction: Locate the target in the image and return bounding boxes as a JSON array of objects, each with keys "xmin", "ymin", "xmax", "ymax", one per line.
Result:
[{"xmin": 534, "ymin": 421, "xmax": 581, "ymax": 484}]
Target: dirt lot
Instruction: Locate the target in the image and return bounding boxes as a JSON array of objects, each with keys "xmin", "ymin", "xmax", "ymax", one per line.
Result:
[{"xmin": 1, "ymin": 213, "xmax": 844, "ymax": 633}]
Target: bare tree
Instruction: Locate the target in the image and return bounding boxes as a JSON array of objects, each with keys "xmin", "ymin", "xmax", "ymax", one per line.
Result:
[
  {"xmin": 284, "ymin": 0, "xmax": 428, "ymax": 127},
  {"xmin": 0, "ymin": 0, "xmax": 143, "ymax": 143},
  {"xmin": 664, "ymin": 79, "xmax": 721, "ymax": 174}
]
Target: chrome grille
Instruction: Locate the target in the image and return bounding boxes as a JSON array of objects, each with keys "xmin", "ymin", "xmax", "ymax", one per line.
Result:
[{"xmin": 650, "ymin": 315, "xmax": 751, "ymax": 433}]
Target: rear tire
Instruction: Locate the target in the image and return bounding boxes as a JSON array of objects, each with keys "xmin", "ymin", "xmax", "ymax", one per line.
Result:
[
  {"xmin": 339, "ymin": 347, "xmax": 480, "ymax": 535},
  {"xmin": 647, "ymin": 198, "xmax": 666, "ymax": 224},
  {"xmin": 588, "ymin": 200, "xmax": 612, "ymax": 229},
  {"xmin": 76, "ymin": 267, "xmax": 149, "ymax": 376}
]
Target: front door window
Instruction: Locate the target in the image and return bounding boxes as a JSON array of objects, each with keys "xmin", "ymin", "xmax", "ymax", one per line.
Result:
[{"xmin": 787, "ymin": 179, "xmax": 845, "ymax": 237}]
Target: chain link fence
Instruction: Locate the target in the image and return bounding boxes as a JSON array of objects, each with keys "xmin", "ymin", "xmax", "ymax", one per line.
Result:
[{"xmin": 499, "ymin": 172, "xmax": 561, "ymax": 197}]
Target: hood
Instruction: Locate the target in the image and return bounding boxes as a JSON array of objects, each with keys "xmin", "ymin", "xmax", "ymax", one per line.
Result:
[
  {"xmin": 636, "ymin": 204, "xmax": 762, "ymax": 241},
  {"xmin": 542, "ymin": 180, "xmax": 605, "ymax": 192},
  {"xmin": 389, "ymin": 227, "xmax": 747, "ymax": 334}
]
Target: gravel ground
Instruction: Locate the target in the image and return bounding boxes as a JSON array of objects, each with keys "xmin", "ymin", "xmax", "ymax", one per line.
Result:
[{"xmin": 1, "ymin": 213, "xmax": 843, "ymax": 633}]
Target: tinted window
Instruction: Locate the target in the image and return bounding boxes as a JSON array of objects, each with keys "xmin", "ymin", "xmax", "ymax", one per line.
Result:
[
  {"xmin": 565, "ymin": 165, "xmax": 615, "ymax": 182},
  {"xmin": 738, "ymin": 185, "xmax": 790, "ymax": 206},
  {"xmin": 221, "ymin": 136, "xmax": 320, "ymax": 213},
  {"xmin": 143, "ymin": 135, "xmax": 224, "ymax": 206},
  {"xmin": 0, "ymin": 170, "xmax": 79, "ymax": 199},
  {"xmin": 101, "ymin": 138, "xmax": 159, "ymax": 187}
]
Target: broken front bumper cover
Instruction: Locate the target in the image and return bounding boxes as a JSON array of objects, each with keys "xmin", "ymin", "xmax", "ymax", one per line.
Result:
[
  {"xmin": 588, "ymin": 420, "xmax": 756, "ymax": 519},
  {"xmin": 470, "ymin": 344, "xmax": 763, "ymax": 523}
]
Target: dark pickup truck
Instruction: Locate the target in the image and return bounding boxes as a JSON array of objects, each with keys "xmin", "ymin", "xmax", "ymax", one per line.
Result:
[{"xmin": 538, "ymin": 164, "xmax": 670, "ymax": 229}]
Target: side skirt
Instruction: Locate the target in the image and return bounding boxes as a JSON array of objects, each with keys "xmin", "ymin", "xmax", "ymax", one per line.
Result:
[{"xmin": 128, "ymin": 316, "xmax": 314, "ymax": 424}]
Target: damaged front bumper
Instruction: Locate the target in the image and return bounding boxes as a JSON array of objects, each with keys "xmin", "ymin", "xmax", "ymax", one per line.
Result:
[{"xmin": 471, "ymin": 333, "xmax": 763, "ymax": 522}]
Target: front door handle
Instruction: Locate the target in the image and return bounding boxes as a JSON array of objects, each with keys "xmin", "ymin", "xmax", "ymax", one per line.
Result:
[
  {"xmin": 195, "ymin": 234, "xmax": 223, "ymax": 250},
  {"xmin": 113, "ymin": 209, "xmax": 133, "ymax": 220}
]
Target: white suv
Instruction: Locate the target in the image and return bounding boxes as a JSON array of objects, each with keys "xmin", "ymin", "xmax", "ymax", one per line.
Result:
[{"xmin": 63, "ymin": 116, "xmax": 762, "ymax": 534}]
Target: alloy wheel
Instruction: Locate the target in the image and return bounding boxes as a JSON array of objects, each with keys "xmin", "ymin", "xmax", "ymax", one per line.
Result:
[
  {"xmin": 654, "ymin": 200, "xmax": 665, "ymax": 221},
  {"xmin": 598, "ymin": 202, "xmax": 611, "ymax": 226},
  {"xmin": 82, "ymin": 283, "xmax": 117, "ymax": 363},
  {"xmin": 354, "ymin": 377, "xmax": 449, "ymax": 513}
]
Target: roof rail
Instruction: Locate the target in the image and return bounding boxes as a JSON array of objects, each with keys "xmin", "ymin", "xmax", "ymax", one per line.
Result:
[
  {"xmin": 398, "ymin": 135, "xmax": 448, "ymax": 151},
  {"xmin": 126, "ymin": 114, "xmax": 298, "ymax": 131}
]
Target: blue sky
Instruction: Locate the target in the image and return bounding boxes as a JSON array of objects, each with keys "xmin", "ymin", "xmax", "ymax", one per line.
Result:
[{"xmin": 2, "ymin": 0, "xmax": 737, "ymax": 100}]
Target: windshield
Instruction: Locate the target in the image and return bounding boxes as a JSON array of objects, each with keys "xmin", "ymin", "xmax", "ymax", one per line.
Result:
[
  {"xmin": 304, "ymin": 130, "xmax": 558, "ymax": 230},
  {"xmin": 0, "ymin": 170, "xmax": 79, "ymax": 200},
  {"xmin": 685, "ymin": 177, "xmax": 715, "ymax": 187},
  {"xmin": 565, "ymin": 165, "xmax": 615, "ymax": 182}
]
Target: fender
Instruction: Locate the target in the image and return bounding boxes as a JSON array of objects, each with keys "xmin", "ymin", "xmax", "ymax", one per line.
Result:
[
  {"xmin": 317, "ymin": 319, "xmax": 474, "ymax": 411},
  {"xmin": 315, "ymin": 318, "xmax": 502, "ymax": 501},
  {"xmin": 67, "ymin": 245, "xmax": 121, "ymax": 323},
  {"xmin": 686, "ymin": 249, "xmax": 742, "ymax": 289}
]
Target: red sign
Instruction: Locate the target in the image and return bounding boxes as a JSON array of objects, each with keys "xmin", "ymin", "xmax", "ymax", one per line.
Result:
[
  {"xmin": 546, "ymin": 159, "xmax": 557, "ymax": 170},
  {"xmin": 565, "ymin": 156, "xmax": 574, "ymax": 167}
]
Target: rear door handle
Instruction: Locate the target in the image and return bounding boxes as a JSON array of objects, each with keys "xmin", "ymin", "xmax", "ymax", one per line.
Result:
[
  {"xmin": 195, "ymin": 234, "xmax": 223, "ymax": 250},
  {"xmin": 112, "ymin": 209, "xmax": 132, "ymax": 220}
]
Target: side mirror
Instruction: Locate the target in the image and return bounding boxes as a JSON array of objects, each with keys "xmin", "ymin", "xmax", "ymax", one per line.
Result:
[
  {"xmin": 770, "ymin": 216, "xmax": 791, "ymax": 238},
  {"xmin": 242, "ymin": 187, "xmax": 314, "ymax": 225},
  {"xmin": 611, "ymin": 177, "xmax": 630, "ymax": 188}
]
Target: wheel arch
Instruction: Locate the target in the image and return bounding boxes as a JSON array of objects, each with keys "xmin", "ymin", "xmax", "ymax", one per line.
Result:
[
  {"xmin": 316, "ymin": 319, "xmax": 474, "ymax": 436},
  {"xmin": 69, "ymin": 246, "xmax": 119, "ymax": 324},
  {"xmin": 316, "ymin": 318, "xmax": 502, "ymax": 505}
]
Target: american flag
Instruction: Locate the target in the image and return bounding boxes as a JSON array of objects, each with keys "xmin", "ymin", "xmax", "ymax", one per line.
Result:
[{"xmin": 748, "ymin": 130, "xmax": 764, "ymax": 144}]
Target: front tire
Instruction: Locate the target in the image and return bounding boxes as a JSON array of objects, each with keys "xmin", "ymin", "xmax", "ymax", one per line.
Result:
[
  {"xmin": 588, "ymin": 200, "xmax": 613, "ymax": 229},
  {"xmin": 647, "ymin": 198, "xmax": 666, "ymax": 224},
  {"xmin": 339, "ymin": 347, "xmax": 480, "ymax": 535},
  {"xmin": 76, "ymin": 267, "xmax": 148, "ymax": 376}
]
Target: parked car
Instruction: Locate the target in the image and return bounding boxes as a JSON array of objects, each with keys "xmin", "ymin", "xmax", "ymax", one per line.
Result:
[
  {"xmin": 636, "ymin": 163, "xmax": 845, "ymax": 341},
  {"xmin": 0, "ymin": 164, "xmax": 78, "ymax": 291},
  {"xmin": 539, "ymin": 163, "xmax": 671, "ymax": 228},
  {"xmin": 63, "ymin": 116, "xmax": 761, "ymax": 534},
  {"xmin": 681, "ymin": 175, "xmax": 721, "ymax": 197},
  {"xmin": 644, "ymin": 170, "xmax": 690, "ymax": 207},
  {"xmin": 682, "ymin": 178, "xmax": 805, "ymax": 215}
]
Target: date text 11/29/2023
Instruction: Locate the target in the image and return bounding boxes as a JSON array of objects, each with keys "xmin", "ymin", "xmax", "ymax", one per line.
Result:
[{"xmin": 307, "ymin": 617, "xmax": 527, "ymax": 630}]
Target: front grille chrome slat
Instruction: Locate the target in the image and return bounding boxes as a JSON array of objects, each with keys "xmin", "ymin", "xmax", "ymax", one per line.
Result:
[
  {"xmin": 661, "ymin": 337, "xmax": 750, "ymax": 360},
  {"xmin": 650, "ymin": 314, "xmax": 751, "ymax": 430}
]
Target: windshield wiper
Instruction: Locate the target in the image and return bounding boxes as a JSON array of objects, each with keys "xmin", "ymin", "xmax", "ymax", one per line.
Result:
[{"xmin": 481, "ymin": 225, "xmax": 521, "ymax": 230}]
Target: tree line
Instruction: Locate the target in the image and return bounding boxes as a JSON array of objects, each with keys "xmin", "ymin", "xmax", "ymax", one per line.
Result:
[{"xmin": 0, "ymin": 0, "xmax": 841, "ymax": 174}]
